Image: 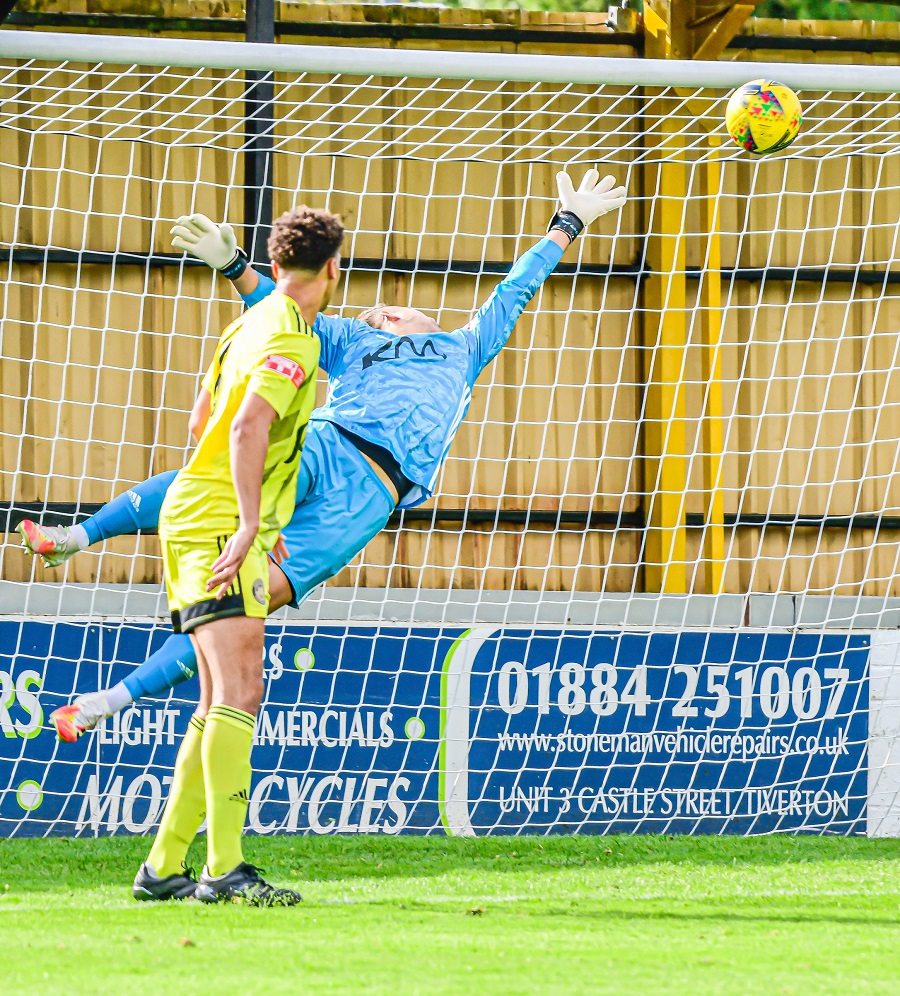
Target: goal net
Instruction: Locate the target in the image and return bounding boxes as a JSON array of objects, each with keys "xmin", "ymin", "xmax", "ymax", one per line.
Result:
[{"xmin": 1, "ymin": 31, "xmax": 898, "ymax": 838}]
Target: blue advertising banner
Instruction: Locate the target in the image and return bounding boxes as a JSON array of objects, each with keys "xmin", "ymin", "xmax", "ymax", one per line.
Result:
[
  {"xmin": 0, "ymin": 621, "xmax": 869, "ymax": 837},
  {"xmin": 449, "ymin": 628, "xmax": 869, "ymax": 836}
]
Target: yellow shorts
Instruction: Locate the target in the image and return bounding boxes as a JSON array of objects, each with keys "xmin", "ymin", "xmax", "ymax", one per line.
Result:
[{"xmin": 161, "ymin": 532, "xmax": 270, "ymax": 634}]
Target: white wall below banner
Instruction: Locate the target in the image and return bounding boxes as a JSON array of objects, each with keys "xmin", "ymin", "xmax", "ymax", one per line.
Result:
[
  {"xmin": 867, "ymin": 633, "xmax": 900, "ymax": 836},
  {"xmin": 7, "ymin": 583, "xmax": 900, "ymax": 628}
]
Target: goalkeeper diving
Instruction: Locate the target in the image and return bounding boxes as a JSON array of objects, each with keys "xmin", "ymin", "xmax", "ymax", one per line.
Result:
[{"xmin": 19, "ymin": 169, "xmax": 627, "ymax": 741}]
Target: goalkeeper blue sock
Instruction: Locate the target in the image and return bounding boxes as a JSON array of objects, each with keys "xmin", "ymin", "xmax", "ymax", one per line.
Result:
[
  {"xmin": 121, "ymin": 634, "xmax": 197, "ymax": 703},
  {"xmin": 81, "ymin": 470, "xmax": 178, "ymax": 545}
]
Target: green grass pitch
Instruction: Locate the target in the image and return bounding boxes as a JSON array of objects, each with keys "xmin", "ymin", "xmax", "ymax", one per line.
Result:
[{"xmin": 2, "ymin": 835, "xmax": 899, "ymax": 994}]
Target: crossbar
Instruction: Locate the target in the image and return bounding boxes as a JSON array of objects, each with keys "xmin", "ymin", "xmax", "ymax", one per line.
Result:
[{"xmin": 1, "ymin": 29, "xmax": 899, "ymax": 91}]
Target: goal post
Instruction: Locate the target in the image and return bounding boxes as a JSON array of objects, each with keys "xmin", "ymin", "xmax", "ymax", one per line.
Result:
[
  {"xmin": 2, "ymin": 29, "xmax": 900, "ymax": 837},
  {"xmin": 3, "ymin": 29, "xmax": 900, "ymax": 90}
]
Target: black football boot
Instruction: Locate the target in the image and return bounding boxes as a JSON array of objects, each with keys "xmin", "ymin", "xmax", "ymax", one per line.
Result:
[
  {"xmin": 194, "ymin": 863, "xmax": 302, "ymax": 907},
  {"xmin": 132, "ymin": 862, "xmax": 198, "ymax": 901}
]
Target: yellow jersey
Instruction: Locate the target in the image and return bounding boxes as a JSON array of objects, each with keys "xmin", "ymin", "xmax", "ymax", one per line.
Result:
[{"xmin": 160, "ymin": 291, "xmax": 320, "ymax": 550}]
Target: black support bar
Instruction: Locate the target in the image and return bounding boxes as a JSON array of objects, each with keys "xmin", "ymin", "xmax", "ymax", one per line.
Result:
[
  {"xmin": 727, "ymin": 33, "xmax": 900, "ymax": 54},
  {"xmin": 6, "ymin": 247, "xmax": 900, "ymax": 286},
  {"xmin": 244, "ymin": 0, "xmax": 275, "ymax": 274},
  {"xmin": 5, "ymin": 502, "xmax": 900, "ymax": 535},
  {"xmin": 392, "ymin": 508, "xmax": 900, "ymax": 531},
  {"xmin": 3, "ymin": 11, "xmax": 640, "ymax": 50}
]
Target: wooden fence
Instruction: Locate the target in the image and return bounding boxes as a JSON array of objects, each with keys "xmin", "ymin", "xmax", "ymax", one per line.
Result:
[{"xmin": 2, "ymin": 4, "xmax": 900, "ymax": 597}]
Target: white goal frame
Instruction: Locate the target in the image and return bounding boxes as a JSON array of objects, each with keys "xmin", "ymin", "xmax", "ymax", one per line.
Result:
[{"xmin": 1, "ymin": 28, "xmax": 899, "ymax": 92}]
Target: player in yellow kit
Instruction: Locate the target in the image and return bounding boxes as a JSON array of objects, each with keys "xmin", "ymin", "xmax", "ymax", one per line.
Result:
[
  {"xmin": 132, "ymin": 206, "xmax": 344, "ymax": 906},
  {"xmin": 160, "ymin": 298, "xmax": 314, "ymax": 634}
]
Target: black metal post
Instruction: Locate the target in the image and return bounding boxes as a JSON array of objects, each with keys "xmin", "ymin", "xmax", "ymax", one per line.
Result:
[
  {"xmin": 245, "ymin": 0, "xmax": 275, "ymax": 272},
  {"xmin": 0, "ymin": 1, "xmax": 19, "ymax": 25}
]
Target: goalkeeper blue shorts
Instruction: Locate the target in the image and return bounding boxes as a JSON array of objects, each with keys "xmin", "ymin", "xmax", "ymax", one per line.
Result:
[{"xmin": 277, "ymin": 420, "xmax": 395, "ymax": 607}]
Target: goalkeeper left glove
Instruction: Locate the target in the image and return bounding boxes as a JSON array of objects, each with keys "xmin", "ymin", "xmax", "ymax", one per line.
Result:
[
  {"xmin": 170, "ymin": 213, "xmax": 248, "ymax": 280},
  {"xmin": 548, "ymin": 168, "xmax": 627, "ymax": 242}
]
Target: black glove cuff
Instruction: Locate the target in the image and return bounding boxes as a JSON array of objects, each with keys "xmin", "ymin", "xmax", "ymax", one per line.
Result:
[
  {"xmin": 218, "ymin": 247, "xmax": 249, "ymax": 281},
  {"xmin": 547, "ymin": 210, "xmax": 584, "ymax": 242}
]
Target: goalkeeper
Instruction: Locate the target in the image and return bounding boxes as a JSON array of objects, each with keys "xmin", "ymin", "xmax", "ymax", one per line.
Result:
[{"xmin": 20, "ymin": 170, "xmax": 626, "ymax": 741}]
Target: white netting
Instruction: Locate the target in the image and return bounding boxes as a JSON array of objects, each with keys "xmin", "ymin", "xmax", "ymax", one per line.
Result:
[{"xmin": 1, "ymin": 37, "xmax": 898, "ymax": 837}]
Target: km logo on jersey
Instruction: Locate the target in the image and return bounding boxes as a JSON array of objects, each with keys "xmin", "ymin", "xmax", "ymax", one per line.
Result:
[{"xmin": 362, "ymin": 337, "xmax": 447, "ymax": 370}]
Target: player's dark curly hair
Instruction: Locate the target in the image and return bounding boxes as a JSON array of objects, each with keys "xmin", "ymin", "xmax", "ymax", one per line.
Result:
[{"xmin": 267, "ymin": 206, "xmax": 344, "ymax": 272}]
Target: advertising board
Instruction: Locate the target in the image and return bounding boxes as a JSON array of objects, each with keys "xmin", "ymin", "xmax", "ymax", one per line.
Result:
[{"xmin": 0, "ymin": 622, "xmax": 869, "ymax": 836}]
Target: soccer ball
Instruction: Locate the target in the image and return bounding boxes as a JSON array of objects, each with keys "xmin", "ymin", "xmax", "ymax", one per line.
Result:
[{"xmin": 724, "ymin": 79, "xmax": 802, "ymax": 156}]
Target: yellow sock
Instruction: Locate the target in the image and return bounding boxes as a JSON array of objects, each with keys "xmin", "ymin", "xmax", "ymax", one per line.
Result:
[
  {"xmin": 202, "ymin": 705, "xmax": 254, "ymax": 877},
  {"xmin": 147, "ymin": 715, "xmax": 206, "ymax": 877}
]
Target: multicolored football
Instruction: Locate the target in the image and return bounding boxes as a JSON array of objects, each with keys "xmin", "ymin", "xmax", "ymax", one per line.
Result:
[{"xmin": 725, "ymin": 79, "xmax": 802, "ymax": 156}]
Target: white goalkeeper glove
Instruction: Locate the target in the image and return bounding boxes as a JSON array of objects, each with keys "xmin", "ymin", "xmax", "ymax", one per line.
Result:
[
  {"xmin": 170, "ymin": 213, "xmax": 248, "ymax": 280},
  {"xmin": 548, "ymin": 168, "xmax": 626, "ymax": 242}
]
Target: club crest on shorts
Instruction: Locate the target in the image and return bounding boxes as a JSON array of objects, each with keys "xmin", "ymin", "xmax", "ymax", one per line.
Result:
[{"xmin": 252, "ymin": 579, "xmax": 266, "ymax": 605}]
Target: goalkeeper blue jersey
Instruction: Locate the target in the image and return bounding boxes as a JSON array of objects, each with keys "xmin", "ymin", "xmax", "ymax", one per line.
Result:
[{"xmin": 242, "ymin": 237, "xmax": 564, "ymax": 508}]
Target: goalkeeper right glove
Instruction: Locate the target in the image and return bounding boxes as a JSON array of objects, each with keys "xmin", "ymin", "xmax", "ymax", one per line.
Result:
[
  {"xmin": 170, "ymin": 213, "xmax": 248, "ymax": 280},
  {"xmin": 548, "ymin": 168, "xmax": 627, "ymax": 242}
]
